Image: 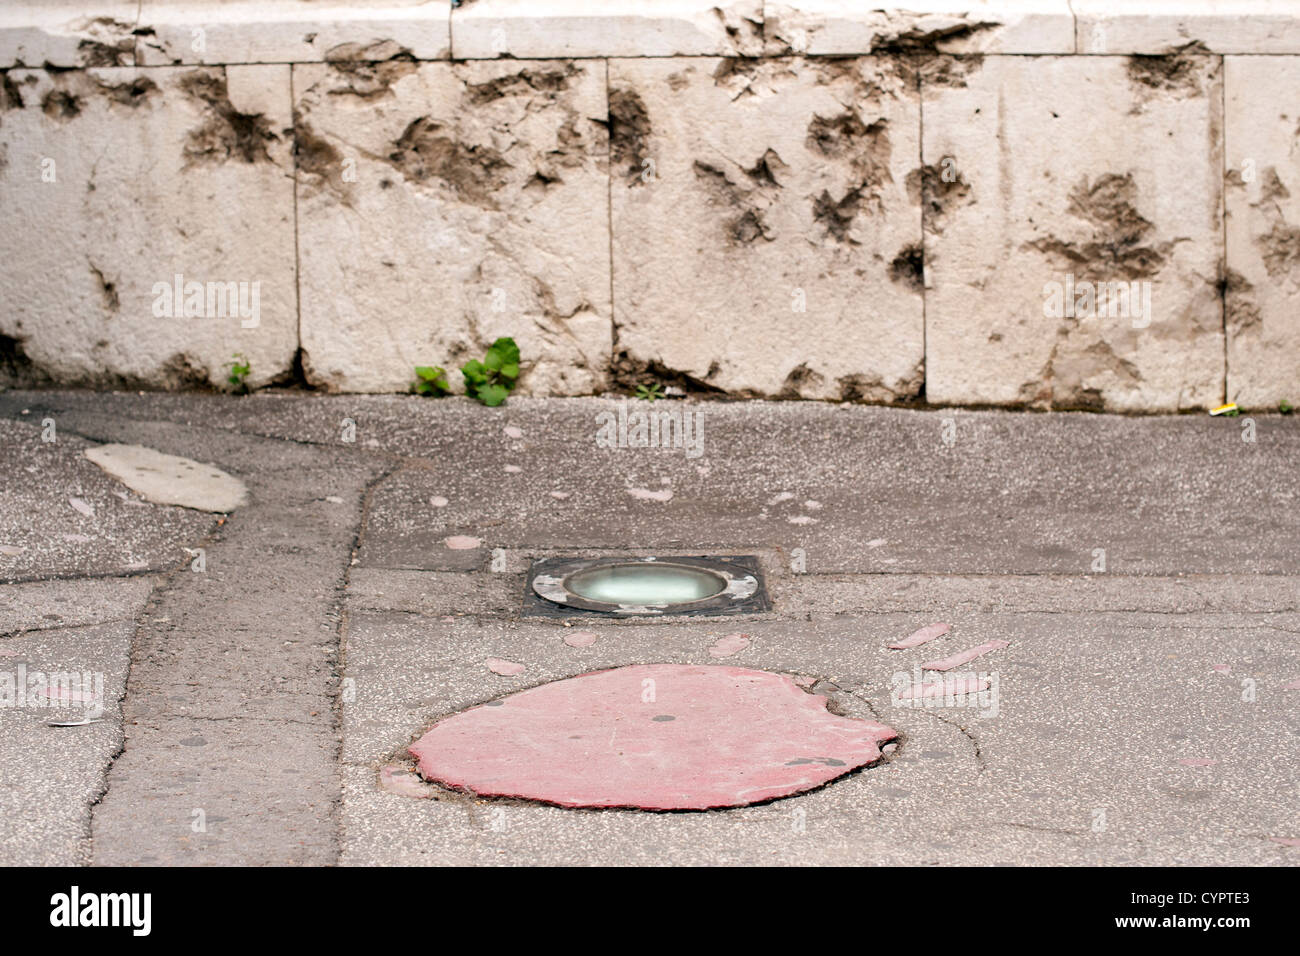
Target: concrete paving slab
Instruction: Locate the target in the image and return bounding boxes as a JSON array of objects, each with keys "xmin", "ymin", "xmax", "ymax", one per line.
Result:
[
  {"xmin": 0, "ymin": 619, "xmax": 136, "ymax": 865},
  {"xmin": 8, "ymin": 391, "xmax": 1298, "ymax": 580},
  {"xmin": 0, "ymin": 576, "xmax": 153, "ymax": 635},
  {"xmin": 262, "ymin": 397, "xmax": 1295, "ymax": 577},
  {"xmin": 338, "ymin": 607, "xmax": 1298, "ymax": 865},
  {"xmin": 0, "ymin": 415, "xmax": 216, "ymax": 583}
]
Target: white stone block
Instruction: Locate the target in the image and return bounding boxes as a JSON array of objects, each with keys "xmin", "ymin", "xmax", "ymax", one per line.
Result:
[
  {"xmin": 1224, "ymin": 55, "xmax": 1300, "ymax": 408},
  {"xmin": 294, "ymin": 59, "xmax": 610, "ymax": 393},
  {"xmin": 0, "ymin": 65, "xmax": 298, "ymax": 388},
  {"xmin": 452, "ymin": 0, "xmax": 763, "ymax": 59},
  {"xmin": 1077, "ymin": 0, "xmax": 1300, "ymax": 55},
  {"xmin": 764, "ymin": 1, "xmax": 1075, "ymax": 56},
  {"xmin": 923, "ymin": 54, "xmax": 1224, "ymax": 411},
  {"xmin": 610, "ymin": 56, "xmax": 924, "ymax": 401},
  {"xmin": 0, "ymin": 2, "xmax": 139, "ymax": 68},
  {"xmin": 134, "ymin": 0, "xmax": 450, "ymax": 66}
]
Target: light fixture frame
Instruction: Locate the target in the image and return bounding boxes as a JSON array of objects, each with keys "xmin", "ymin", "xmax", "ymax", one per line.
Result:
[{"xmin": 523, "ymin": 555, "xmax": 769, "ymax": 618}]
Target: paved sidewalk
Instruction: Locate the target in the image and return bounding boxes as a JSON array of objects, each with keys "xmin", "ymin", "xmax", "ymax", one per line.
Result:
[{"xmin": 0, "ymin": 390, "xmax": 1296, "ymax": 865}]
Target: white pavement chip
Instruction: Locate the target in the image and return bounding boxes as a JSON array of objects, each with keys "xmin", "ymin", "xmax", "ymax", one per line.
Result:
[{"xmin": 82, "ymin": 444, "xmax": 248, "ymax": 514}]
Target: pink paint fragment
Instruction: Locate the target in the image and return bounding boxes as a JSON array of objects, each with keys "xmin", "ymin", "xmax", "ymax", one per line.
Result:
[
  {"xmin": 444, "ymin": 535, "xmax": 481, "ymax": 550},
  {"xmin": 709, "ymin": 633, "xmax": 751, "ymax": 658},
  {"xmin": 896, "ymin": 676, "xmax": 990, "ymax": 700},
  {"xmin": 0, "ymin": 646, "xmax": 19, "ymax": 658},
  {"xmin": 562, "ymin": 630, "xmax": 599, "ymax": 648},
  {"xmin": 1211, "ymin": 664, "xmax": 1231, "ymax": 673},
  {"xmin": 921, "ymin": 639, "xmax": 1010, "ymax": 672},
  {"xmin": 379, "ymin": 765, "xmax": 437, "ymax": 798},
  {"xmin": 890, "ymin": 622, "xmax": 951, "ymax": 650},
  {"xmin": 409, "ymin": 664, "xmax": 897, "ymax": 810},
  {"xmin": 69, "ymin": 497, "xmax": 94, "ymax": 517},
  {"xmin": 1269, "ymin": 837, "xmax": 1300, "ymax": 847},
  {"xmin": 1178, "ymin": 758, "xmax": 1218, "ymax": 767},
  {"xmin": 486, "ymin": 658, "xmax": 524, "ymax": 676},
  {"xmin": 504, "ymin": 426, "xmax": 523, "ymax": 439},
  {"xmin": 627, "ymin": 487, "xmax": 673, "ymax": 502},
  {"xmin": 1282, "ymin": 679, "xmax": 1300, "ymax": 691},
  {"xmin": 792, "ymin": 675, "xmax": 817, "ymax": 688}
]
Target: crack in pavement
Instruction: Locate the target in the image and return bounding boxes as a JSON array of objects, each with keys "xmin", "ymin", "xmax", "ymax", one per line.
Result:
[{"xmin": 85, "ymin": 420, "xmax": 389, "ymax": 866}]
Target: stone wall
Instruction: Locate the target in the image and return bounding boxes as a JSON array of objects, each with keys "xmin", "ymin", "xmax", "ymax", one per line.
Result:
[{"xmin": 1, "ymin": 2, "xmax": 1297, "ymax": 410}]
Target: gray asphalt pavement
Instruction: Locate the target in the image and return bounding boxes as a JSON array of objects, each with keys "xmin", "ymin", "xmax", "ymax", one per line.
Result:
[{"xmin": 0, "ymin": 390, "xmax": 1295, "ymax": 865}]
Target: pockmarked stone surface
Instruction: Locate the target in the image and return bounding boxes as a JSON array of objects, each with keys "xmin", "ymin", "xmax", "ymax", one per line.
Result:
[
  {"xmin": 134, "ymin": 1, "xmax": 452, "ymax": 66},
  {"xmin": 294, "ymin": 58, "xmax": 610, "ymax": 394},
  {"xmin": 0, "ymin": 2, "xmax": 139, "ymax": 68},
  {"xmin": 84, "ymin": 444, "xmax": 248, "ymax": 513},
  {"xmin": 0, "ymin": 65, "xmax": 298, "ymax": 389},
  {"xmin": 610, "ymin": 57, "xmax": 923, "ymax": 401},
  {"xmin": 1223, "ymin": 57, "xmax": 1300, "ymax": 408},
  {"xmin": 922, "ymin": 54, "xmax": 1225, "ymax": 411},
  {"xmin": 409, "ymin": 664, "xmax": 897, "ymax": 809},
  {"xmin": 762, "ymin": 0, "xmax": 1075, "ymax": 56}
]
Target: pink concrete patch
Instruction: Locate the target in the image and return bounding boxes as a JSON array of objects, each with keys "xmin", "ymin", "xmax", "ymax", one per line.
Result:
[
  {"xmin": 444, "ymin": 535, "xmax": 481, "ymax": 550},
  {"xmin": 921, "ymin": 639, "xmax": 1010, "ymax": 672},
  {"xmin": 562, "ymin": 630, "xmax": 599, "ymax": 648},
  {"xmin": 895, "ymin": 676, "xmax": 990, "ymax": 700},
  {"xmin": 708, "ymin": 633, "xmax": 751, "ymax": 658},
  {"xmin": 890, "ymin": 622, "xmax": 950, "ymax": 650},
  {"xmin": 485, "ymin": 658, "xmax": 524, "ymax": 676},
  {"xmin": 409, "ymin": 664, "xmax": 897, "ymax": 810},
  {"xmin": 1178, "ymin": 758, "xmax": 1218, "ymax": 767}
]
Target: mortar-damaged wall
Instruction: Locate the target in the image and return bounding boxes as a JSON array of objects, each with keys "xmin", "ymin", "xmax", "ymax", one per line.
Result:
[{"xmin": 1, "ymin": 1, "xmax": 1298, "ymax": 410}]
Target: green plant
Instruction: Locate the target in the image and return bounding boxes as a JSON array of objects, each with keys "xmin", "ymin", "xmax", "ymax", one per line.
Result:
[
  {"xmin": 634, "ymin": 382, "xmax": 664, "ymax": 402},
  {"xmin": 412, "ymin": 365, "xmax": 451, "ymax": 397},
  {"xmin": 225, "ymin": 353, "xmax": 250, "ymax": 393},
  {"xmin": 1281, "ymin": 400, "xmax": 1294, "ymax": 415},
  {"xmin": 461, "ymin": 337, "xmax": 519, "ymax": 407}
]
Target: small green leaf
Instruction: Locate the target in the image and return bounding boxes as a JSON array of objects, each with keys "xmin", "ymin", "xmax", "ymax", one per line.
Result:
[
  {"xmin": 412, "ymin": 365, "xmax": 450, "ymax": 396},
  {"xmin": 478, "ymin": 383, "xmax": 509, "ymax": 407},
  {"xmin": 489, "ymin": 337, "xmax": 519, "ymax": 365}
]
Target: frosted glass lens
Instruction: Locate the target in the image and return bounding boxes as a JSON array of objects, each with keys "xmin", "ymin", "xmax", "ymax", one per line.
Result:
[{"xmin": 565, "ymin": 564, "xmax": 725, "ymax": 606}]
